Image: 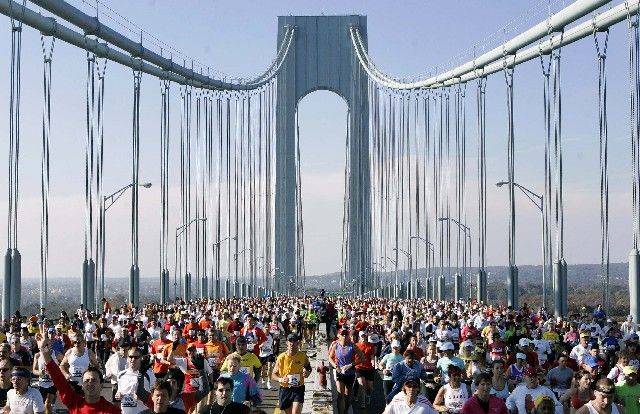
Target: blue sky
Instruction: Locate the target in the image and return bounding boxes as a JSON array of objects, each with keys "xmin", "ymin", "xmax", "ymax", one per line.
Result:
[{"xmin": 0, "ymin": 0, "xmax": 633, "ymax": 281}]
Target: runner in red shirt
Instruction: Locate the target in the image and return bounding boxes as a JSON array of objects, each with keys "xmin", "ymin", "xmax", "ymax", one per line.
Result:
[
  {"xmin": 240, "ymin": 315, "xmax": 267, "ymax": 355},
  {"xmin": 149, "ymin": 330, "xmax": 172, "ymax": 380},
  {"xmin": 36, "ymin": 331, "xmax": 120, "ymax": 414},
  {"xmin": 355, "ymin": 331, "xmax": 376, "ymax": 409}
]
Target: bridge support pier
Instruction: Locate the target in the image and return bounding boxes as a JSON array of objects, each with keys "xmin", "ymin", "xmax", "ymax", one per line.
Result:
[
  {"xmin": 631, "ymin": 249, "xmax": 640, "ymax": 323},
  {"xmin": 160, "ymin": 269, "xmax": 170, "ymax": 304},
  {"xmin": 437, "ymin": 275, "xmax": 445, "ymax": 301},
  {"xmin": 553, "ymin": 260, "xmax": 568, "ymax": 316},
  {"xmin": 129, "ymin": 264, "xmax": 139, "ymax": 306},
  {"xmin": 426, "ymin": 278, "xmax": 433, "ymax": 300},
  {"xmin": 201, "ymin": 277, "xmax": 208, "ymax": 299},
  {"xmin": 454, "ymin": 273, "xmax": 463, "ymax": 302},
  {"xmin": 476, "ymin": 269, "xmax": 487, "ymax": 303},
  {"xmin": 184, "ymin": 272, "xmax": 192, "ymax": 302},
  {"xmin": 82, "ymin": 258, "xmax": 95, "ymax": 310},
  {"xmin": 2, "ymin": 249, "xmax": 21, "ymax": 321},
  {"xmin": 507, "ymin": 265, "xmax": 518, "ymax": 308},
  {"xmin": 214, "ymin": 279, "xmax": 221, "ymax": 299}
]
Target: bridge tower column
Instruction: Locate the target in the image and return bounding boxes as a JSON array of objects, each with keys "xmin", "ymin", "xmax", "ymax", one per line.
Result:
[{"xmin": 274, "ymin": 16, "xmax": 371, "ymax": 295}]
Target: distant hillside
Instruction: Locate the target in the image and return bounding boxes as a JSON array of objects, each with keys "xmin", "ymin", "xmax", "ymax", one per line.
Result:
[{"xmin": 302, "ymin": 262, "xmax": 629, "ymax": 289}]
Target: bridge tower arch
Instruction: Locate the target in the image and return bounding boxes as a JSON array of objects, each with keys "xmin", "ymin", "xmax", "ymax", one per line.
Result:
[{"xmin": 274, "ymin": 15, "xmax": 371, "ymax": 295}]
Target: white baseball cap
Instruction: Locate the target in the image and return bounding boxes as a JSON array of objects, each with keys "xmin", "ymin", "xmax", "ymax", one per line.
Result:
[{"xmin": 391, "ymin": 340, "xmax": 402, "ymax": 348}]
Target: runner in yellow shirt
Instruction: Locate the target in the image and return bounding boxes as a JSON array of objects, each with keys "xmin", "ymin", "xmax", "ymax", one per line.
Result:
[
  {"xmin": 219, "ymin": 336, "xmax": 262, "ymax": 380},
  {"xmin": 272, "ymin": 333, "xmax": 312, "ymax": 414}
]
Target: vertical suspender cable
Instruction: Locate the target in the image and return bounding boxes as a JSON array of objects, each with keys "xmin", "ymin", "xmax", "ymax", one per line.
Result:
[
  {"xmin": 628, "ymin": 4, "xmax": 640, "ymax": 322},
  {"xmin": 436, "ymin": 90, "xmax": 443, "ymax": 299},
  {"xmin": 39, "ymin": 33, "xmax": 55, "ymax": 311},
  {"xmin": 414, "ymin": 94, "xmax": 420, "ymax": 294},
  {"xmin": 504, "ymin": 55, "xmax": 518, "ymax": 309},
  {"xmin": 194, "ymin": 89, "xmax": 202, "ymax": 297},
  {"xmin": 631, "ymin": 8, "xmax": 640, "ymax": 250},
  {"xmin": 476, "ymin": 76, "xmax": 487, "ymax": 302},
  {"xmin": 445, "ymin": 89, "xmax": 452, "ymax": 289},
  {"xmin": 541, "ymin": 44, "xmax": 553, "ymax": 310},
  {"xmin": 423, "ymin": 92, "xmax": 431, "ymax": 295},
  {"xmin": 340, "ymin": 108, "xmax": 351, "ymax": 290},
  {"xmin": 95, "ymin": 56, "xmax": 106, "ymax": 311},
  {"xmin": 204, "ymin": 90, "xmax": 212, "ymax": 298},
  {"xmin": 214, "ymin": 92, "xmax": 223, "ymax": 297},
  {"xmin": 130, "ymin": 69, "xmax": 142, "ymax": 306},
  {"xmin": 226, "ymin": 94, "xmax": 232, "ymax": 296},
  {"xmin": 552, "ymin": 35, "xmax": 565, "ymax": 316},
  {"xmin": 265, "ymin": 82, "xmax": 273, "ymax": 291},
  {"xmin": 594, "ymin": 28, "xmax": 610, "ymax": 313},
  {"xmin": 233, "ymin": 94, "xmax": 240, "ymax": 293},
  {"xmin": 160, "ymin": 77, "xmax": 170, "ymax": 303},
  {"xmin": 83, "ymin": 47, "xmax": 96, "ymax": 308}
]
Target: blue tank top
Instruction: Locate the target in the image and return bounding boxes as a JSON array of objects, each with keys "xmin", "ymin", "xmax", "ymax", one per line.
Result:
[
  {"xmin": 509, "ymin": 364, "xmax": 524, "ymax": 383},
  {"xmin": 335, "ymin": 343, "xmax": 356, "ymax": 374}
]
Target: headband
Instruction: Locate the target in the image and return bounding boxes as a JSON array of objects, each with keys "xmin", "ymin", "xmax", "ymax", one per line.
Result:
[{"xmin": 11, "ymin": 371, "xmax": 30, "ymax": 379}]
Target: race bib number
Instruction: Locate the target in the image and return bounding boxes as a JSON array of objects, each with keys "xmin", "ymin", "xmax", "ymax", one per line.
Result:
[
  {"xmin": 287, "ymin": 374, "xmax": 301, "ymax": 387},
  {"xmin": 262, "ymin": 346, "xmax": 272, "ymax": 354},
  {"xmin": 208, "ymin": 357, "xmax": 219, "ymax": 368},
  {"xmin": 196, "ymin": 348, "xmax": 204, "ymax": 355},
  {"xmin": 72, "ymin": 367, "xmax": 83, "ymax": 380},
  {"xmin": 174, "ymin": 357, "xmax": 188, "ymax": 372},
  {"xmin": 121, "ymin": 394, "xmax": 137, "ymax": 408},
  {"xmin": 239, "ymin": 366, "xmax": 251, "ymax": 375},
  {"xmin": 189, "ymin": 377, "xmax": 201, "ymax": 389}
]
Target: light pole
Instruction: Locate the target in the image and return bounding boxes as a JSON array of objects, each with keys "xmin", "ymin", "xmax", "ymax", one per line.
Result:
[
  {"xmin": 393, "ymin": 247, "xmax": 412, "ymax": 297},
  {"xmin": 234, "ymin": 247, "xmax": 252, "ymax": 281},
  {"xmin": 383, "ymin": 255, "xmax": 398, "ymax": 295},
  {"xmin": 438, "ymin": 217, "xmax": 471, "ymax": 301},
  {"xmin": 410, "ymin": 235, "xmax": 435, "ymax": 298},
  {"xmin": 372, "ymin": 261, "xmax": 385, "ymax": 291},
  {"xmin": 211, "ymin": 235, "xmax": 236, "ymax": 299},
  {"xmin": 496, "ymin": 180, "xmax": 549, "ymax": 309},
  {"xmin": 99, "ymin": 182, "xmax": 152, "ymax": 310},
  {"xmin": 175, "ymin": 217, "xmax": 207, "ymax": 301}
]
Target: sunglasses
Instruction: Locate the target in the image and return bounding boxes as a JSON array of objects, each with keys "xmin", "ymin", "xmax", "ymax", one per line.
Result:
[{"xmin": 128, "ymin": 355, "xmax": 141, "ymax": 359}]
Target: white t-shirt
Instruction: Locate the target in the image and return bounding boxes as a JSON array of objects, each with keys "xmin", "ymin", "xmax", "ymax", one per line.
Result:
[
  {"xmin": 259, "ymin": 335, "xmax": 274, "ymax": 357},
  {"xmin": 383, "ymin": 393, "xmax": 437, "ymax": 414},
  {"xmin": 117, "ymin": 368, "xmax": 156, "ymax": 414},
  {"xmin": 6, "ymin": 387, "xmax": 45, "ymax": 414}
]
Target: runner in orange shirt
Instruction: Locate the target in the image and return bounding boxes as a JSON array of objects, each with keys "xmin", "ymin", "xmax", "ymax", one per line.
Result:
[
  {"xmin": 355, "ymin": 331, "xmax": 376, "ymax": 409},
  {"xmin": 149, "ymin": 329, "xmax": 172, "ymax": 380},
  {"xmin": 203, "ymin": 329, "xmax": 230, "ymax": 382}
]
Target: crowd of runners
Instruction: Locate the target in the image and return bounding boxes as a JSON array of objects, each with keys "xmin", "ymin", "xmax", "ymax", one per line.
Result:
[{"xmin": 0, "ymin": 296, "xmax": 637, "ymax": 414}]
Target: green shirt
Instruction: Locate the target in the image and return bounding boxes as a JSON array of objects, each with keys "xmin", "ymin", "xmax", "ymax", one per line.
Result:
[{"xmin": 615, "ymin": 382, "xmax": 640, "ymax": 414}]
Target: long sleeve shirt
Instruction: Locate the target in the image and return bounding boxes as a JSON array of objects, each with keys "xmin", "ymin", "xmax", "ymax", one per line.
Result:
[{"xmin": 46, "ymin": 359, "xmax": 120, "ymax": 414}]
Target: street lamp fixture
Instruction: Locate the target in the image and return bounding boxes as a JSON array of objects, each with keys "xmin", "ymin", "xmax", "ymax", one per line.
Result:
[
  {"xmin": 104, "ymin": 182, "xmax": 152, "ymax": 211},
  {"xmin": 496, "ymin": 181, "xmax": 542, "ymax": 211},
  {"xmin": 99, "ymin": 181, "xmax": 152, "ymax": 311},
  {"xmin": 496, "ymin": 179, "xmax": 549, "ymax": 308}
]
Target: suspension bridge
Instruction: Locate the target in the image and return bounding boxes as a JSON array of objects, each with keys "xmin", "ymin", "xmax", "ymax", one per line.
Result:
[{"xmin": 0, "ymin": 0, "xmax": 639, "ymax": 320}]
